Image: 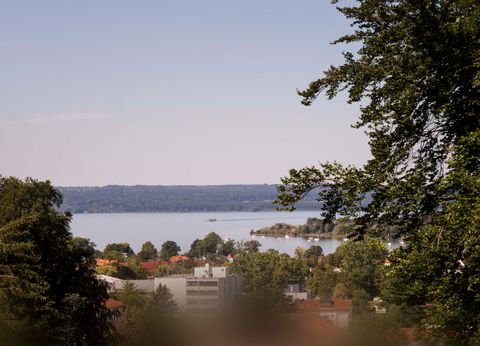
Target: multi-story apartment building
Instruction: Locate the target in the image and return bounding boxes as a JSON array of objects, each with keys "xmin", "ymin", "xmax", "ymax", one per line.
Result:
[{"xmin": 154, "ymin": 264, "xmax": 242, "ymax": 313}]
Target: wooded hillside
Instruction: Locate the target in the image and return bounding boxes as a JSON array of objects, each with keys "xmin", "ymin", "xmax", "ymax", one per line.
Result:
[{"xmin": 57, "ymin": 184, "xmax": 320, "ymax": 213}]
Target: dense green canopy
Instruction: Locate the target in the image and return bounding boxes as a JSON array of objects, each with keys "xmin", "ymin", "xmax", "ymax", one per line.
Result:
[
  {"xmin": 0, "ymin": 177, "xmax": 115, "ymax": 345},
  {"xmin": 276, "ymin": 0, "xmax": 480, "ymax": 342}
]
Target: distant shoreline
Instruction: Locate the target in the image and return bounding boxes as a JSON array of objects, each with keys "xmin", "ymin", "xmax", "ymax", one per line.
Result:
[
  {"xmin": 251, "ymin": 232, "xmax": 347, "ymax": 240},
  {"xmin": 57, "ymin": 184, "xmax": 322, "ymax": 214},
  {"xmin": 69, "ymin": 209, "xmax": 321, "ymax": 215}
]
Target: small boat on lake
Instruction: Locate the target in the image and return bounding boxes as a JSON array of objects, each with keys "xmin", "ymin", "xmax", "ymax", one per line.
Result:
[{"xmin": 207, "ymin": 218, "xmax": 217, "ymax": 222}]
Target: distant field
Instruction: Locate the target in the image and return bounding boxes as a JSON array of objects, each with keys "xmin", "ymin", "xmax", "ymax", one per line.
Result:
[{"xmin": 57, "ymin": 184, "xmax": 320, "ymax": 213}]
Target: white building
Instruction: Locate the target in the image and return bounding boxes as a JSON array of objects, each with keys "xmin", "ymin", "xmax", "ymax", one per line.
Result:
[
  {"xmin": 284, "ymin": 283, "xmax": 311, "ymax": 301},
  {"xmin": 97, "ymin": 275, "xmax": 155, "ymax": 292},
  {"xmin": 154, "ymin": 264, "xmax": 242, "ymax": 313}
]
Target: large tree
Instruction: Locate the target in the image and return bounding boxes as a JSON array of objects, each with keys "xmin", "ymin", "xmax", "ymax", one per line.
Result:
[
  {"xmin": 232, "ymin": 251, "xmax": 308, "ymax": 312},
  {"xmin": 159, "ymin": 240, "xmax": 181, "ymax": 261},
  {"xmin": 138, "ymin": 241, "xmax": 158, "ymax": 261},
  {"xmin": 0, "ymin": 177, "xmax": 115, "ymax": 345},
  {"xmin": 276, "ymin": 0, "xmax": 480, "ymax": 342},
  {"xmin": 188, "ymin": 232, "xmax": 222, "ymax": 258}
]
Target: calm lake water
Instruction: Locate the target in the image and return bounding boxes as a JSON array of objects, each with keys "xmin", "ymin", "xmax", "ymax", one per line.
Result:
[{"xmin": 70, "ymin": 211, "xmax": 343, "ymax": 256}]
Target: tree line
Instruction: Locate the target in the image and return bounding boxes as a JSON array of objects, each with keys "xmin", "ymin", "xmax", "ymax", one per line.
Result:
[{"xmin": 57, "ymin": 184, "xmax": 320, "ymax": 213}]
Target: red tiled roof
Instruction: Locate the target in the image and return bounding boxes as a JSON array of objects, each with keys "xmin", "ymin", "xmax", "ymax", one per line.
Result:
[
  {"xmin": 140, "ymin": 261, "xmax": 159, "ymax": 271},
  {"xmin": 96, "ymin": 259, "xmax": 118, "ymax": 267},
  {"xmin": 139, "ymin": 261, "xmax": 168, "ymax": 274},
  {"xmin": 296, "ymin": 299, "xmax": 352, "ymax": 312},
  {"xmin": 105, "ymin": 298, "xmax": 125, "ymax": 310},
  {"xmin": 169, "ymin": 255, "xmax": 189, "ymax": 263}
]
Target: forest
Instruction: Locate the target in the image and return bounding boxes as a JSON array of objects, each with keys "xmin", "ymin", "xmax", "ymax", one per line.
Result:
[{"xmin": 57, "ymin": 184, "xmax": 320, "ymax": 213}]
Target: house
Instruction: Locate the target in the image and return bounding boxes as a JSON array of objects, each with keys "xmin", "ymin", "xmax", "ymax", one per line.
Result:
[
  {"xmin": 105, "ymin": 298, "xmax": 126, "ymax": 323},
  {"xmin": 96, "ymin": 259, "xmax": 118, "ymax": 267},
  {"xmin": 369, "ymin": 297, "xmax": 387, "ymax": 314},
  {"xmin": 284, "ymin": 283, "xmax": 310, "ymax": 301},
  {"xmin": 169, "ymin": 255, "xmax": 189, "ymax": 263},
  {"xmin": 139, "ymin": 261, "xmax": 168, "ymax": 276},
  {"xmin": 105, "ymin": 298, "xmax": 126, "ymax": 313},
  {"xmin": 295, "ymin": 298, "xmax": 352, "ymax": 329},
  {"xmin": 154, "ymin": 264, "xmax": 242, "ymax": 313}
]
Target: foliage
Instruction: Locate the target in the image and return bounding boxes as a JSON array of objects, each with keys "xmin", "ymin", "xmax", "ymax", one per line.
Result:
[
  {"xmin": 138, "ymin": 241, "xmax": 158, "ymax": 261},
  {"xmin": 159, "ymin": 240, "xmax": 180, "ymax": 261},
  {"xmin": 300, "ymin": 217, "xmax": 335, "ymax": 234},
  {"xmin": 383, "ymin": 133, "xmax": 480, "ymax": 343},
  {"xmin": 275, "ymin": 0, "xmax": 480, "ymax": 341},
  {"xmin": 352, "ymin": 289, "xmax": 370, "ymax": 315},
  {"xmin": 294, "ymin": 246, "xmax": 305, "ymax": 259},
  {"xmin": 232, "ymin": 251, "xmax": 308, "ymax": 312},
  {"xmin": 276, "ymin": 0, "xmax": 480, "ymax": 236},
  {"xmin": 111, "ymin": 281, "xmax": 146, "ymax": 316},
  {"xmin": 308, "ymin": 265, "xmax": 341, "ymax": 299},
  {"xmin": 0, "ymin": 177, "xmax": 115, "ymax": 345},
  {"xmin": 96, "ymin": 265, "xmax": 118, "ymax": 277},
  {"xmin": 110, "ymin": 281, "xmax": 147, "ymax": 340},
  {"xmin": 104, "ymin": 243, "xmax": 135, "ymax": 258},
  {"xmin": 332, "ymin": 282, "xmax": 350, "ymax": 299},
  {"xmin": 113, "ymin": 284, "xmax": 182, "ymax": 346},
  {"xmin": 237, "ymin": 240, "xmax": 261, "ymax": 253},
  {"xmin": 253, "ymin": 218, "xmax": 348, "ymax": 237},
  {"xmin": 58, "ymin": 184, "xmax": 320, "ymax": 213},
  {"xmin": 218, "ymin": 239, "xmax": 236, "ymax": 256},
  {"xmin": 303, "ymin": 245, "xmax": 324, "ymax": 267},
  {"xmin": 125, "ymin": 258, "xmax": 148, "ymax": 279},
  {"xmin": 307, "ymin": 239, "xmax": 387, "ymax": 301},
  {"xmin": 150, "ymin": 284, "xmax": 177, "ymax": 315},
  {"xmin": 155, "ymin": 262, "xmax": 191, "ymax": 277},
  {"xmin": 336, "ymin": 239, "xmax": 388, "ymax": 298},
  {"xmin": 103, "ymin": 250, "xmax": 125, "ymax": 261},
  {"xmin": 188, "ymin": 232, "xmax": 222, "ymax": 258}
]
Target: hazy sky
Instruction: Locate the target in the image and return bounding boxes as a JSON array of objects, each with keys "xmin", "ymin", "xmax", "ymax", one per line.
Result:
[{"xmin": 0, "ymin": 1, "xmax": 370, "ymax": 186}]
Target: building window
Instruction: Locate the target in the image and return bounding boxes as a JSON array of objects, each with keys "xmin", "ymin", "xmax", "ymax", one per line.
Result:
[{"xmin": 187, "ymin": 290, "xmax": 218, "ymax": 296}]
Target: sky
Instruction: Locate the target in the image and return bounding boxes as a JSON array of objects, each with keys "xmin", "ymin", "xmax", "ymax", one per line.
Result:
[{"xmin": 0, "ymin": 0, "xmax": 370, "ymax": 186}]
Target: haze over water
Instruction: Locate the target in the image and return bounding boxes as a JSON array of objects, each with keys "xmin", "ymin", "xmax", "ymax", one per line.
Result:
[{"xmin": 70, "ymin": 211, "xmax": 343, "ymax": 256}]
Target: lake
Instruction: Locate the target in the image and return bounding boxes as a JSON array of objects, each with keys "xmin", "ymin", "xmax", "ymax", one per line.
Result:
[{"xmin": 70, "ymin": 211, "xmax": 343, "ymax": 256}]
